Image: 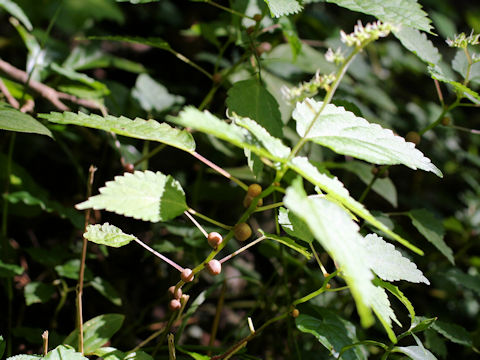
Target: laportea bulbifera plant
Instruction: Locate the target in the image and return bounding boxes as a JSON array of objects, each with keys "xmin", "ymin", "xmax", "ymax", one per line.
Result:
[{"xmin": 1, "ymin": 0, "xmax": 479, "ymax": 359}]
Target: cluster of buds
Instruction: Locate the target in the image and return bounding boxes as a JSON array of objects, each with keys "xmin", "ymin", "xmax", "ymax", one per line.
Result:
[
  {"xmin": 281, "ymin": 71, "xmax": 336, "ymax": 104},
  {"xmin": 340, "ymin": 20, "xmax": 395, "ymax": 48},
  {"xmin": 446, "ymin": 30, "xmax": 480, "ymax": 49},
  {"xmin": 325, "ymin": 47, "xmax": 345, "ymax": 65}
]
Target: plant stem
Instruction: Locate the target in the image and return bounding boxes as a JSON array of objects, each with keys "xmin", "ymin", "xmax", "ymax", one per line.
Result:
[
  {"xmin": 42, "ymin": 331, "xmax": 49, "ymax": 355},
  {"xmin": 292, "ymin": 271, "xmax": 337, "ymax": 306},
  {"xmin": 170, "ymin": 50, "xmax": 212, "ymax": 80},
  {"xmin": 168, "ymin": 333, "xmax": 176, "ymax": 360},
  {"xmin": 184, "ymin": 210, "xmax": 209, "ymax": 237},
  {"xmin": 191, "ymin": 151, "xmax": 248, "ymax": 190},
  {"xmin": 133, "ymin": 144, "xmax": 166, "ymax": 167},
  {"xmin": 358, "ymin": 166, "xmax": 385, "ymax": 204},
  {"xmin": 219, "ymin": 236, "xmax": 266, "ymax": 264},
  {"xmin": 133, "ymin": 238, "xmax": 184, "ymax": 272},
  {"xmin": 187, "ymin": 208, "xmax": 233, "ymax": 230},
  {"xmin": 76, "ymin": 165, "xmax": 96, "ymax": 354},
  {"xmin": 204, "ymin": 0, "xmax": 256, "ymax": 21},
  {"xmin": 309, "ymin": 243, "xmax": 328, "ymax": 276},
  {"xmin": 254, "ymin": 201, "xmax": 284, "ymax": 212},
  {"xmin": 208, "ymin": 281, "xmax": 227, "ymax": 356}
]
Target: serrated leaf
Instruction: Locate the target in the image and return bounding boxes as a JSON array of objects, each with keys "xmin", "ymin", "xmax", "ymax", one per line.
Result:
[
  {"xmin": 409, "ymin": 317, "xmax": 436, "ymax": 334},
  {"xmin": 369, "ymin": 285, "xmax": 399, "ymax": 342},
  {"xmin": 167, "ymin": 107, "xmax": 288, "ymax": 162},
  {"xmin": 24, "ymin": 282, "xmax": 56, "ymax": 305},
  {"xmin": 374, "ymin": 277, "xmax": 416, "ymax": 326},
  {"xmin": 0, "ymin": 102, "xmax": 52, "ymax": 137},
  {"xmin": 393, "ymin": 26, "xmax": 441, "ymax": 65},
  {"xmin": 293, "ymin": 99, "xmax": 442, "ymax": 177},
  {"xmin": 0, "ymin": 259, "xmax": 24, "ymax": 278},
  {"xmin": 361, "ymin": 234, "xmax": 429, "ymax": 284},
  {"xmin": 295, "ymin": 307, "xmax": 366, "ymax": 360},
  {"xmin": 91, "ymin": 277, "xmax": 122, "ymax": 306},
  {"xmin": 278, "ymin": 207, "xmax": 314, "ymax": 243},
  {"xmin": 132, "ymin": 73, "xmax": 184, "ymax": 113},
  {"xmin": 289, "ymin": 156, "xmax": 422, "ymax": 254},
  {"xmin": 0, "ymin": 0, "xmax": 33, "ymax": 31},
  {"xmin": 84, "ymin": 223, "xmax": 137, "ymax": 248},
  {"xmin": 428, "ymin": 65, "xmax": 480, "ymax": 104},
  {"xmin": 44, "ymin": 346, "xmax": 89, "ymax": 360},
  {"xmin": 264, "ymin": 0, "xmax": 303, "ymax": 18},
  {"xmin": 424, "ymin": 329, "xmax": 447, "ymax": 359},
  {"xmin": 284, "ymin": 178, "xmax": 375, "ymax": 327},
  {"xmin": 50, "ymin": 63, "xmax": 109, "ymax": 94},
  {"xmin": 408, "ymin": 209, "xmax": 453, "ymax": 264},
  {"xmin": 393, "ymin": 345, "xmax": 437, "ymax": 360},
  {"xmin": 39, "ymin": 111, "xmax": 195, "ymax": 152},
  {"xmin": 444, "ymin": 268, "xmax": 480, "ymax": 296},
  {"xmin": 226, "ymin": 79, "xmax": 283, "ymax": 137},
  {"xmin": 76, "ymin": 171, "xmax": 187, "ymax": 222},
  {"xmin": 64, "ymin": 314, "xmax": 124, "ymax": 355},
  {"xmin": 325, "ymin": 0, "xmax": 432, "ymax": 33},
  {"xmin": 430, "ymin": 320, "xmax": 472, "ymax": 347},
  {"xmin": 88, "ymin": 35, "xmax": 171, "ymax": 51},
  {"xmin": 6, "ymin": 356, "xmax": 41, "ymax": 360},
  {"xmin": 233, "ymin": 115, "xmax": 290, "ymax": 159},
  {"xmin": 259, "ymin": 230, "xmax": 312, "ymax": 259}
]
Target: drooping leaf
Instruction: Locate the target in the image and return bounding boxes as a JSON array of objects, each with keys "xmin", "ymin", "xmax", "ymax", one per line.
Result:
[
  {"xmin": 444, "ymin": 268, "xmax": 480, "ymax": 296},
  {"xmin": 408, "ymin": 209, "xmax": 453, "ymax": 264},
  {"xmin": 90, "ymin": 277, "xmax": 122, "ymax": 306},
  {"xmin": 278, "ymin": 207, "xmax": 314, "ymax": 243},
  {"xmin": 167, "ymin": 107, "xmax": 287, "ymax": 162},
  {"xmin": 428, "ymin": 65, "xmax": 480, "ymax": 104},
  {"xmin": 325, "ymin": 0, "xmax": 433, "ymax": 33},
  {"xmin": 226, "ymin": 79, "xmax": 283, "ymax": 137},
  {"xmin": 24, "ymin": 282, "xmax": 56, "ymax": 305},
  {"xmin": 88, "ymin": 35, "xmax": 172, "ymax": 51},
  {"xmin": 44, "ymin": 345, "xmax": 89, "ymax": 360},
  {"xmin": 50, "ymin": 63, "xmax": 109, "ymax": 94},
  {"xmin": 289, "ymin": 156, "xmax": 422, "ymax": 254},
  {"xmin": 64, "ymin": 314, "xmax": 125, "ymax": 354},
  {"xmin": 295, "ymin": 307, "xmax": 366, "ymax": 360},
  {"xmin": 0, "ymin": 0, "xmax": 33, "ymax": 30},
  {"xmin": 0, "ymin": 102, "xmax": 52, "ymax": 137},
  {"xmin": 76, "ymin": 171, "xmax": 187, "ymax": 222},
  {"xmin": 374, "ymin": 278, "xmax": 416, "ymax": 326},
  {"xmin": 292, "ymin": 99, "xmax": 442, "ymax": 177},
  {"xmin": 0, "ymin": 259, "xmax": 24, "ymax": 278},
  {"xmin": 284, "ymin": 178, "xmax": 375, "ymax": 327},
  {"xmin": 84, "ymin": 223, "xmax": 137, "ymax": 248},
  {"xmin": 369, "ymin": 285, "xmax": 399, "ymax": 342},
  {"xmin": 263, "ymin": 0, "xmax": 303, "ymax": 18},
  {"xmin": 360, "ymin": 234, "xmax": 429, "ymax": 284},
  {"xmin": 39, "ymin": 111, "xmax": 195, "ymax": 152},
  {"xmin": 430, "ymin": 319, "xmax": 472, "ymax": 347},
  {"xmin": 393, "ymin": 26, "xmax": 441, "ymax": 65},
  {"xmin": 258, "ymin": 230, "xmax": 312, "ymax": 259},
  {"xmin": 132, "ymin": 73, "xmax": 184, "ymax": 113},
  {"xmin": 392, "ymin": 345, "xmax": 437, "ymax": 360}
]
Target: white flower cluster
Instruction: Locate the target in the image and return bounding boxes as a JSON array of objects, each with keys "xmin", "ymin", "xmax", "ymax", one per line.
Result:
[
  {"xmin": 446, "ymin": 31, "xmax": 480, "ymax": 48},
  {"xmin": 340, "ymin": 20, "xmax": 395, "ymax": 48},
  {"xmin": 281, "ymin": 71, "xmax": 336, "ymax": 104},
  {"xmin": 325, "ymin": 47, "xmax": 345, "ymax": 65}
]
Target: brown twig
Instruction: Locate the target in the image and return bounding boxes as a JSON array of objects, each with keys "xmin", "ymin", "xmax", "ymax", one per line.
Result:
[
  {"xmin": 0, "ymin": 59, "xmax": 104, "ymax": 111},
  {"xmin": 0, "ymin": 78, "xmax": 19, "ymax": 108}
]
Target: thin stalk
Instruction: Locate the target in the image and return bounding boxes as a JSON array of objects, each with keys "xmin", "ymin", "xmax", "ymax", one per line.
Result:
[
  {"xmin": 42, "ymin": 331, "xmax": 49, "ymax": 355},
  {"xmin": 219, "ymin": 236, "xmax": 266, "ymax": 264},
  {"xmin": 133, "ymin": 144, "xmax": 166, "ymax": 167},
  {"xmin": 191, "ymin": 151, "xmax": 248, "ymax": 190},
  {"xmin": 133, "ymin": 238, "xmax": 184, "ymax": 272},
  {"xmin": 168, "ymin": 333, "xmax": 176, "ymax": 360},
  {"xmin": 419, "ymin": 99, "xmax": 460, "ymax": 136},
  {"xmin": 204, "ymin": 0, "xmax": 255, "ymax": 21},
  {"xmin": 254, "ymin": 201, "xmax": 284, "ymax": 212},
  {"xmin": 187, "ymin": 208, "xmax": 232, "ymax": 230},
  {"xmin": 76, "ymin": 165, "xmax": 96, "ymax": 354},
  {"xmin": 292, "ymin": 271, "xmax": 337, "ymax": 306},
  {"xmin": 184, "ymin": 210, "xmax": 209, "ymax": 238},
  {"xmin": 208, "ymin": 281, "xmax": 227, "ymax": 357},
  {"xmin": 462, "ymin": 47, "xmax": 473, "ymax": 86},
  {"xmin": 309, "ymin": 243, "xmax": 328, "ymax": 277},
  {"xmin": 170, "ymin": 50, "xmax": 212, "ymax": 80},
  {"xmin": 130, "ymin": 326, "xmax": 166, "ymax": 352},
  {"xmin": 358, "ymin": 166, "xmax": 385, "ymax": 204},
  {"xmin": 433, "ymin": 79, "xmax": 444, "ymax": 106},
  {"xmin": 449, "ymin": 124, "xmax": 480, "ymax": 135}
]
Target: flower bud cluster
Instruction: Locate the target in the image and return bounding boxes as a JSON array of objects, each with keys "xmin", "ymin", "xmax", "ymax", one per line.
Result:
[
  {"xmin": 340, "ymin": 20, "xmax": 394, "ymax": 48},
  {"xmin": 446, "ymin": 31, "xmax": 480, "ymax": 49},
  {"xmin": 325, "ymin": 47, "xmax": 345, "ymax": 65},
  {"xmin": 281, "ymin": 71, "xmax": 336, "ymax": 104}
]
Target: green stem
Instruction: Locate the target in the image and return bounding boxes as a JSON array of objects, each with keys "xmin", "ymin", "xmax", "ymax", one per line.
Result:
[
  {"xmin": 358, "ymin": 166, "xmax": 385, "ymax": 204},
  {"xmin": 292, "ymin": 271, "xmax": 338, "ymax": 306},
  {"xmin": 204, "ymin": 0, "xmax": 256, "ymax": 21},
  {"xmin": 187, "ymin": 208, "xmax": 233, "ymax": 230},
  {"xmin": 254, "ymin": 201, "xmax": 284, "ymax": 212},
  {"xmin": 169, "ymin": 50, "xmax": 212, "ymax": 80},
  {"xmin": 309, "ymin": 243, "xmax": 328, "ymax": 276},
  {"xmin": 462, "ymin": 47, "xmax": 473, "ymax": 86},
  {"xmin": 133, "ymin": 144, "xmax": 166, "ymax": 167},
  {"xmin": 419, "ymin": 99, "xmax": 460, "ymax": 136}
]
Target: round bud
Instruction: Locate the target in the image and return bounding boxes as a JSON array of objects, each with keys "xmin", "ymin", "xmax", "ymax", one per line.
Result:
[
  {"xmin": 246, "ymin": 26, "xmax": 255, "ymax": 35},
  {"xmin": 168, "ymin": 285, "xmax": 182, "ymax": 299},
  {"xmin": 291, "ymin": 309, "xmax": 300, "ymax": 318},
  {"xmin": 256, "ymin": 42, "xmax": 272, "ymax": 56},
  {"xmin": 124, "ymin": 163, "xmax": 134, "ymax": 173},
  {"xmin": 247, "ymin": 184, "xmax": 262, "ymax": 197},
  {"xmin": 441, "ymin": 117, "xmax": 451, "ymax": 126},
  {"xmin": 243, "ymin": 194, "xmax": 253, "ymax": 208},
  {"xmin": 371, "ymin": 166, "xmax": 379, "ymax": 176},
  {"xmin": 206, "ymin": 260, "xmax": 222, "ymax": 276},
  {"xmin": 212, "ymin": 72, "xmax": 222, "ymax": 84},
  {"xmin": 405, "ymin": 131, "xmax": 421, "ymax": 146},
  {"xmin": 234, "ymin": 222, "xmax": 252, "ymax": 242},
  {"xmin": 253, "ymin": 14, "xmax": 263, "ymax": 22},
  {"xmin": 207, "ymin": 232, "xmax": 223, "ymax": 248},
  {"xmin": 326, "ymin": 283, "xmax": 331, "ymax": 289},
  {"xmin": 181, "ymin": 268, "xmax": 194, "ymax": 282},
  {"xmin": 378, "ymin": 166, "xmax": 389, "ymax": 179},
  {"xmin": 169, "ymin": 299, "xmax": 181, "ymax": 311}
]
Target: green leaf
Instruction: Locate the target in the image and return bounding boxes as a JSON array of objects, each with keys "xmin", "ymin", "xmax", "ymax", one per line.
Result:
[
  {"xmin": 408, "ymin": 209, "xmax": 453, "ymax": 264},
  {"xmin": 50, "ymin": 63, "xmax": 109, "ymax": 94},
  {"xmin": 369, "ymin": 285, "xmax": 399, "ymax": 343},
  {"xmin": 39, "ymin": 111, "xmax": 195, "ymax": 152},
  {"xmin": 279, "ymin": 16, "xmax": 302, "ymax": 60},
  {"xmin": 428, "ymin": 65, "xmax": 480, "ymax": 104},
  {"xmin": 424, "ymin": 329, "xmax": 447, "ymax": 359},
  {"xmin": 7, "ymin": 356, "xmax": 42, "ymax": 360},
  {"xmin": 258, "ymin": 230, "xmax": 312, "ymax": 259},
  {"xmin": 55, "ymin": 259, "xmax": 93, "ymax": 281},
  {"xmin": 226, "ymin": 79, "xmax": 283, "ymax": 137},
  {"xmin": 0, "ymin": 0, "xmax": 33, "ymax": 31},
  {"xmin": 431, "ymin": 320, "xmax": 472, "ymax": 347},
  {"xmin": 233, "ymin": 115, "xmax": 291, "ymax": 159},
  {"xmin": 0, "ymin": 335, "xmax": 5, "ymax": 359},
  {"xmin": 76, "ymin": 171, "xmax": 187, "ymax": 222},
  {"xmin": 0, "ymin": 102, "xmax": 52, "ymax": 137},
  {"xmin": 88, "ymin": 35, "xmax": 172, "ymax": 51},
  {"xmin": 92, "ymin": 347, "xmax": 124, "ymax": 360},
  {"xmin": 325, "ymin": 0, "xmax": 433, "ymax": 33},
  {"xmin": 284, "ymin": 178, "xmax": 375, "ymax": 327},
  {"xmin": 84, "ymin": 223, "xmax": 136, "ymax": 248},
  {"xmin": 392, "ymin": 346, "xmax": 437, "ymax": 360},
  {"xmin": 393, "ymin": 27, "xmax": 441, "ymax": 65},
  {"xmin": 361, "ymin": 234, "xmax": 429, "ymax": 284},
  {"xmin": 292, "ymin": 99, "xmax": 442, "ymax": 177},
  {"xmin": 289, "ymin": 156, "xmax": 422, "ymax": 254},
  {"xmin": 452, "ymin": 49, "xmax": 480, "ymax": 85},
  {"xmin": 124, "ymin": 351, "xmax": 153, "ymax": 360},
  {"xmin": 177, "ymin": 348, "xmax": 210, "ymax": 360},
  {"xmin": 374, "ymin": 278, "xmax": 416, "ymax": 326},
  {"xmin": 295, "ymin": 307, "xmax": 366, "ymax": 360},
  {"xmin": 263, "ymin": 0, "xmax": 303, "ymax": 18},
  {"xmin": 167, "ymin": 107, "xmax": 287, "ymax": 162},
  {"xmin": 0, "ymin": 259, "xmax": 24, "ymax": 278},
  {"xmin": 409, "ymin": 317, "xmax": 437, "ymax": 334},
  {"xmin": 44, "ymin": 345, "xmax": 89, "ymax": 360},
  {"xmin": 64, "ymin": 314, "xmax": 124, "ymax": 354},
  {"xmin": 132, "ymin": 73, "xmax": 184, "ymax": 113},
  {"xmin": 444, "ymin": 268, "xmax": 480, "ymax": 296},
  {"xmin": 24, "ymin": 282, "xmax": 56, "ymax": 305},
  {"xmin": 278, "ymin": 207, "xmax": 314, "ymax": 243},
  {"xmin": 90, "ymin": 276, "xmax": 122, "ymax": 306}
]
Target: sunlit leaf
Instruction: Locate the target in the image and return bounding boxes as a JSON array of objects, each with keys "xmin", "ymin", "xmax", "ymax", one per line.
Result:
[
  {"xmin": 278, "ymin": 207, "xmax": 314, "ymax": 243},
  {"xmin": 259, "ymin": 230, "xmax": 312, "ymax": 259},
  {"xmin": 393, "ymin": 26, "xmax": 441, "ymax": 65},
  {"xmin": 0, "ymin": 0, "xmax": 32, "ymax": 30},
  {"xmin": 24, "ymin": 282, "xmax": 56, "ymax": 305},
  {"xmin": 84, "ymin": 223, "xmax": 136, "ymax": 248},
  {"xmin": 264, "ymin": 0, "xmax": 303, "ymax": 18},
  {"xmin": 132, "ymin": 73, "xmax": 184, "ymax": 113},
  {"xmin": 0, "ymin": 259, "xmax": 24, "ymax": 278},
  {"xmin": 374, "ymin": 278, "xmax": 416, "ymax": 326},
  {"xmin": 90, "ymin": 277, "xmax": 123, "ymax": 306},
  {"xmin": 393, "ymin": 345, "xmax": 437, "ymax": 360}
]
